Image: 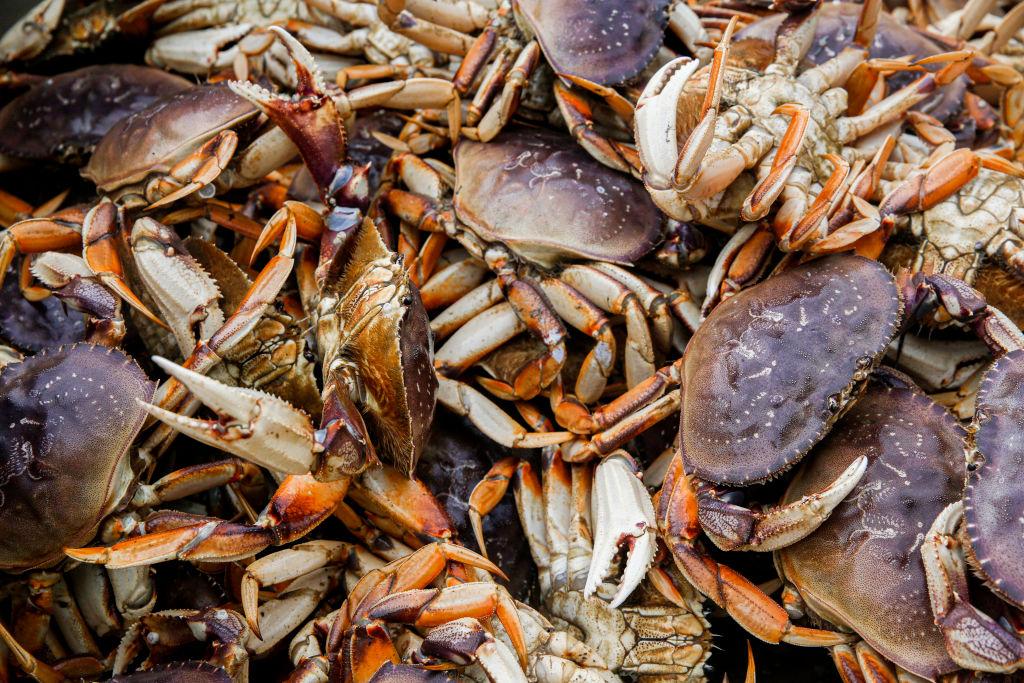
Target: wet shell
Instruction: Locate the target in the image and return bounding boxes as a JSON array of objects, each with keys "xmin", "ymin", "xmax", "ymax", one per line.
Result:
[
  {"xmin": 681, "ymin": 254, "xmax": 901, "ymax": 484},
  {"xmin": 777, "ymin": 375, "xmax": 962, "ymax": 679},
  {"xmin": 453, "ymin": 127, "xmax": 661, "ymax": 269},
  {"xmin": 0, "ymin": 344, "xmax": 153, "ymax": 570},
  {"xmin": 965, "ymin": 349, "xmax": 1024, "ymax": 608}
]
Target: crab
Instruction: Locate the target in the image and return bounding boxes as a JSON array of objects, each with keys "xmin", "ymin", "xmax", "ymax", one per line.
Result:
[
  {"xmin": 0, "ymin": 344, "xmax": 280, "ymax": 678},
  {"xmin": 466, "ymin": 438, "xmax": 713, "ymax": 681},
  {"xmin": 143, "ymin": 0, "xmax": 442, "ymax": 85},
  {"xmin": 379, "ymin": 126, "xmax": 692, "ymax": 445},
  {"xmin": 775, "ymin": 370, "xmax": 968, "ymax": 681},
  {"xmin": 591, "ymin": 253, "xmax": 1023, "ymax": 649},
  {"xmin": 0, "ymin": 64, "xmax": 191, "ymax": 172},
  {"xmin": 633, "ymin": 0, "xmax": 973, "ymax": 248},
  {"xmin": 874, "ymin": 139, "xmax": 1024, "ymax": 328},
  {"xmin": 734, "ymin": 1, "xmax": 1006, "ymax": 147},
  {"xmin": 922, "ymin": 348, "xmax": 1024, "ymax": 674},
  {"xmin": 375, "ymin": 0, "xmax": 712, "ymax": 175}
]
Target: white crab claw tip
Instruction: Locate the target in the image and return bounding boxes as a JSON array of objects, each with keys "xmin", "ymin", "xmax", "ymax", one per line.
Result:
[
  {"xmin": 586, "ymin": 452, "xmax": 658, "ymax": 605},
  {"xmin": 150, "ymin": 355, "xmax": 260, "ymax": 421}
]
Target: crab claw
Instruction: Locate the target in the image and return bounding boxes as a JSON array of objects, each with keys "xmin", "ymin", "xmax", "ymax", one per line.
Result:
[
  {"xmin": 634, "ymin": 57, "xmax": 701, "ymax": 192},
  {"xmin": 139, "ymin": 356, "xmax": 323, "ymax": 478},
  {"xmin": 369, "ymin": 583, "xmax": 528, "ymax": 670},
  {"xmin": 584, "ymin": 451, "xmax": 657, "ymax": 608},
  {"xmin": 415, "ymin": 618, "xmax": 527, "ymax": 683},
  {"xmin": 228, "ymin": 27, "xmax": 349, "ymax": 205}
]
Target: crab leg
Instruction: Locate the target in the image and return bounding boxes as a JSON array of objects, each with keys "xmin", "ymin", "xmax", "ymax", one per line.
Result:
[
  {"xmin": 350, "ymin": 465, "xmax": 460, "ymax": 544},
  {"xmin": 740, "ymin": 103, "xmax": 810, "ymax": 222},
  {"xmin": 431, "ymin": 279, "xmax": 503, "ymax": 338},
  {"xmin": 922, "ymin": 502, "xmax": 1024, "ymax": 673},
  {"xmin": 65, "ymin": 475, "xmax": 350, "ymax": 567},
  {"xmin": 553, "ymin": 78, "xmax": 641, "ymax": 177},
  {"xmin": 465, "ymin": 41, "xmax": 541, "ymax": 143},
  {"xmin": 658, "ymin": 455, "xmax": 856, "ymax": 647},
  {"xmin": 697, "ymin": 456, "xmax": 868, "ymax": 552},
  {"xmin": 419, "ymin": 256, "xmax": 488, "ymax": 311},
  {"xmin": 369, "ymin": 583, "xmax": 528, "ymax": 668},
  {"xmin": 468, "ymin": 457, "xmax": 518, "ymax": 558},
  {"xmin": 0, "ymin": 619, "xmax": 64, "ymax": 683},
  {"xmin": 413, "ymin": 618, "xmax": 527, "ymax": 683},
  {"xmin": 779, "ymin": 153, "xmax": 852, "ymax": 250},
  {"xmin": 831, "ymin": 641, "xmax": 902, "ymax": 683},
  {"xmin": 436, "ymin": 374, "xmax": 572, "ymax": 448}
]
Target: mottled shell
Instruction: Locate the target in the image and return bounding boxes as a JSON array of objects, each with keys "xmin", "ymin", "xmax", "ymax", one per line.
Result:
[
  {"xmin": 0, "ymin": 344, "xmax": 153, "ymax": 570},
  {"xmin": 109, "ymin": 662, "xmax": 232, "ymax": 683},
  {"xmin": 82, "ymin": 84, "xmax": 257, "ymax": 192},
  {"xmin": 777, "ymin": 376, "xmax": 962, "ymax": 679},
  {"xmin": 514, "ymin": 0, "xmax": 668, "ymax": 85},
  {"xmin": 453, "ymin": 127, "xmax": 661, "ymax": 269},
  {"xmin": 0, "ymin": 65, "xmax": 190, "ymax": 165},
  {"xmin": 736, "ymin": 3, "xmax": 965, "ymax": 123},
  {"xmin": 965, "ymin": 349, "xmax": 1024, "ymax": 608},
  {"xmin": 681, "ymin": 254, "xmax": 901, "ymax": 484},
  {"xmin": 329, "ymin": 220, "xmax": 437, "ymax": 476}
]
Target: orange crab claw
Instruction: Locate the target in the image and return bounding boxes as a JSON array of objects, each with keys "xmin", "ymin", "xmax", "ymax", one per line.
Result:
[{"xmin": 468, "ymin": 457, "xmax": 518, "ymax": 558}]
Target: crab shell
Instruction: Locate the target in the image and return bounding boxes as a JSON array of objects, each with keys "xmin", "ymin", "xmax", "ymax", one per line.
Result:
[
  {"xmin": 964, "ymin": 349, "xmax": 1024, "ymax": 609},
  {"xmin": 0, "ymin": 344, "xmax": 153, "ymax": 571},
  {"xmin": 681, "ymin": 254, "xmax": 902, "ymax": 485},
  {"xmin": 0, "ymin": 65, "xmax": 191, "ymax": 165},
  {"xmin": 514, "ymin": 0, "xmax": 669, "ymax": 85},
  {"xmin": 81, "ymin": 83, "xmax": 258, "ymax": 194},
  {"xmin": 776, "ymin": 374, "xmax": 963, "ymax": 679},
  {"xmin": 735, "ymin": 2, "xmax": 966, "ymax": 124},
  {"xmin": 453, "ymin": 127, "xmax": 662, "ymax": 269},
  {"xmin": 108, "ymin": 662, "xmax": 232, "ymax": 683},
  {"xmin": 0, "ymin": 263, "xmax": 85, "ymax": 351},
  {"xmin": 325, "ymin": 220, "xmax": 437, "ymax": 476}
]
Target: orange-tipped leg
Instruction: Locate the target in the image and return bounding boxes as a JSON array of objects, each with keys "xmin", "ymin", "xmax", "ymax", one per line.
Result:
[{"xmin": 468, "ymin": 457, "xmax": 518, "ymax": 558}]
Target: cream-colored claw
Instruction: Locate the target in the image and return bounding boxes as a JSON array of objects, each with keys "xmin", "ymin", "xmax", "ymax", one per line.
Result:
[
  {"xmin": 634, "ymin": 57, "xmax": 701, "ymax": 192},
  {"xmin": 584, "ymin": 451, "xmax": 656, "ymax": 609},
  {"xmin": 140, "ymin": 356, "xmax": 318, "ymax": 475}
]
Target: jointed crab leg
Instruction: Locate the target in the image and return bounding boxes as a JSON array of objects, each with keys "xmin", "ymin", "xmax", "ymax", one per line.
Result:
[
  {"xmin": 66, "ymin": 474, "xmax": 350, "ymax": 568},
  {"xmin": 657, "ymin": 455, "xmax": 859, "ymax": 647},
  {"xmin": 922, "ymin": 502, "xmax": 1024, "ymax": 673}
]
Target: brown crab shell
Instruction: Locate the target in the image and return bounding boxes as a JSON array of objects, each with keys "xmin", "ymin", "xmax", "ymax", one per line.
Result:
[
  {"xmin": 82, "ymin": 83, "xmax": 258, "ymax": 192},
  {"xmin": 0, "ymin": 344, "xmax": 154, "ymax": 571},
  {"xmin": 0, "ymin": 65, "xmax": 191, "ymax": 165},
  {"xmin": 681, "ymin": 254, "xmax": 902, "ymax": 485},
  {"xmin": 776, "ymin": 374, "xmax": 962, "ymax": 679},
  {"xmin": 965, "ymin": 349, "xmax": 1024, "ymax": 609},
  {"xmin": 453, "ymin": 127, "xmax": 662, "ymax": 269},
  {"xmin": 329, "ymin": 220, "xmax": 437, "ymax": 477},
  {"xmin": 514, "ymin": 0, "xmax": 668, "ymax": 85}
]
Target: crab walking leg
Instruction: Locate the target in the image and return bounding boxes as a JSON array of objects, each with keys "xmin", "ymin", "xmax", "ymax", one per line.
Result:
[
  {"xmin": 0, "ymin": 619, "xmax": 64, "ymax": 683},
  {"xmin": 469, "ymin": 457, "xmax": 518, "ymax": 558},
  {"xmin": 436, "ymin": 374, "xmax": 572, "ymax": 449},
  {"xmin": 0, "ymin": 207, "xmax": 85, "ymax": 289},
  {"xmin": 831, "ymin": 641, "xmax": 903, "ymax": 683},
  {"xmin": 697, "ymin": 456, "xmax": 868, "ymax": 552},
  {"xmin": 921, "ymin": 502, "xmax": 1024, "ymax": 673},
  {"xmin": 65, "ymin": 475, "xmax": 350, "ymax": 567},
  {"xmin": 466, "ymin": 41, "xmax": 541, "ymax": 143},
  {"xmin": 778, "ymin": 153, "xmax": 852, "ymax": 250},
  {"xmin": 587, "ymin": 262, "xmax": 675, "ymax": 353},
  {"xmin": 657, "ymin": 455, "xmax": 856, "ymax": 647},
  {"xmin": 431, "ymin": 279, "xmax": 504, "ymax": 339},
  {"xmin": 553, "ymin": 77, "xmax": 642, "ymax": 178},
  {"xmin": 418, "ymin": 256, "xmax": 488, "ymax": 311},
  {"xmin": 740, "ymin": 103, "xmax": 811, "ymax": 222},
  {"xmin": 369, "ymin": 583, "xmax": 528, "ymax": 668},
  {"xmin": 559, "ymin": 264, "xmax": 656, "ymax": 389}
]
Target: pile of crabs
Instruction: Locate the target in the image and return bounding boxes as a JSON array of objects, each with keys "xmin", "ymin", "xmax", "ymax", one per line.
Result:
[{"xmin": 1, "ymin": 0, "xmax": 1024, "ymax": 680}]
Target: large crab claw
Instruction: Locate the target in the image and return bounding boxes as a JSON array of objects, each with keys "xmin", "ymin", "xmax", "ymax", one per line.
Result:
[
  {"xmin": 584, "ymin": 451, "xmax": 656, "ymax": 609},
  {"xmin": 228, "ymin": 27, "xmax": 350, "ymax": 206},
  {"xmin": 369, "ymin": 582, "xmax": 528, "ymax": 670},
  {"xmin": 413, "ymin": 618, "xmax": 528, "ymax": 683},
  {"xmin": 634, "ymin": 57, "xmax": 702, "ymax": 192},
  {"xmin": 921, "ymin": 502, "xmax": 1024, "ymax": 673},
  {"xmin": 138, "ymin": 356, "xmax": 338, "ymax": 479}
]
